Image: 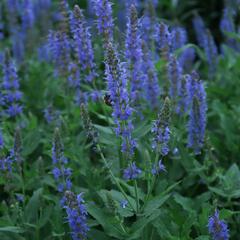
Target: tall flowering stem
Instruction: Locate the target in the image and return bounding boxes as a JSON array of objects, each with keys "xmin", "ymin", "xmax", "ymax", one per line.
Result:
[
  {"xmin": 142, "ymin": 41, "xmax": 160, "ymax": 109},
  {"xmin": 0, "ymin": 128, "xmax": 21, "ymax": 174},
  {"xmin": 125, "ymin": 4, "xmax": 144, "ymax": 105},
  {"xmin": 93, "ymin": 0, "xmax": 114, "ymax": 44},
  {"xmin": 141, "ymin": 1, "xmax": 157, "ymax": 44},
  {"xmin": 1, "ymin": 50, "xmax": 23, "ymax": 117},
  {"xmin": 80, "ymin": 104, "xmax": 99, "ymax": 149},
  {"xmin": 177, "ymin": 74, "xmax": 192, "ymax": 115},
  {"xmin": 52, "ymin": 128, "xmax": 72, "ymax": 193},
  {"xmin": 193, "ymin": 14, "xmax": 207, "ymax": 48},
  {"xmin": 80, "ymin": 104, "xmax": 136, "ymax": 212},
  {"xmin": 70, "ymin": 5, "xmax": 96, "ymax": 82},
  {"xmin": 47, "ymin": 30, "xmax": 71, "ymax": 76},
  {"xmin": 105, "ymin": 42, "xmax": 136, "ymax": 158},
  {"xmin": 204, "ymin": 30, "xmax": 218, "ymax": 75},
  {"xmin": 152, "ymin": 97, "xmax": 171, "ymax": 157},
  {"xmin": 171, "ymin": 27, "xmax": 195, "ymax": 71},
  {"xmin": 167, "ymin": 55, "xmax": 182, "ymax": 107},
  {"xmin": 63, "ymin": 191, "xmax": 89, "ymax": 240},
  {"xmin": 220, "ymin": 8, "xmax": 240, "ymax": 51},
  {"xmin": 48, "ymin": 1, "xmax": 71, "ymax": 76},
  {"xmin": 20, "ymin": 0, "xmax": 35, "ymax": 32},
  {"xmin": 187, "ymin": 72, "xmax": 207, "ymax": 154},
  {"xmin": 155, "ymin": 22, "xmax": 171, "ymax": 61},
  {"xmin": 193, "ymin": 15, "xmax": 218, "ymax": 75},
  {"xmin": 208, "ymin": 209, "xmax": 230, "ymax": 240}
]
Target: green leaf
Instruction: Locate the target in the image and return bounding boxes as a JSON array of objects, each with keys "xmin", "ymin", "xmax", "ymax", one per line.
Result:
[
  {"xmin": 38, "ymin": 205, "xmax": 53, "ymax": 228},
  {"xmin": 144, "ymin": 194, "xmax": 170, "ymax": 217},
  {"xmin": 24, "ymin": 188, "xmax": 43, "ymax": 223},
  {"xmin": 0, "ymin": 226, "xmax": 24, "ymax": 233},
  {"xmin": 118, "ymin": 179, "xmax": 145, "ymax": 200},
  {"xmin": 87, "ymin": 203, "xmax": 128, "ymax": 239},
  {"xmin": 22, "ymin": 129, "xmax": 42, "ymax": 156},
  {"xmin": 173, "ymin": 193, "xmax": 194, "ymax": 213},
  {"xmin": 195, "ymin": 236, "xmax": 210, "ymax": 240},
  {"xmin": 98, "ymin": 189, "xmax": 135, "ymax": 217},
  {"xmin": 181, "ymin": 212, "xmax": 197, "ymax": 236},
  {"xmin": 128, "ymin": 209, "xmax": 162, "ymax": 239}
]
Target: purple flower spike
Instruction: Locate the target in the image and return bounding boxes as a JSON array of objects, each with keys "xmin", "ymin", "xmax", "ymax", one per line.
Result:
[
  {"xmin": 208, "ymin": 209, "xmax": 230, "ymax": 240},
  {"xmin": 123, "ymin": 162, "xmax": 142, "ymax": 180},
  {"xmin": 52, "ymin": 128, "xmax": 72, "ymax": 193},
  {"xmin": 70, "ymin": 5, "xmax": 96, "ymax": 82},
  {"xmin": 187, "ymin": 72, "xmax": 207, "ymax": 154},
  {"xmin": 64, "ymin": 191, "xmax": 89, "ymax": 240},
  {"xmin": 151, "ymin": 160, "xmax": 166, "ymax": 175},
  {"xmin": 125, "ymin": 4, "xmax": 144, "ymax": 106},
  {"xmin": 105, "ymin": 42, "xmax": 136, "ymax": 156},
  {"xmin": 1, "ymin": 51, "xmax": 23, "ymax": 117},
  {"xmin": 93, "ymin": 0, "xmax": 114, "ymax": 43},
  {"xmin": 152, "ymin": 97, "xmax": 171, "ymax": 156}
]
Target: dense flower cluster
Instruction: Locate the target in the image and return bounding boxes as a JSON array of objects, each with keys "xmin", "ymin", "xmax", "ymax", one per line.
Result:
[
  {"xmin": 193, "ymin": 14, "xmax": 206, "ymax": 49},
  {"xmin": 177, "ymin": 74, "xmax": 192, "ymax": 114},
  {"xmin": 152, "ymin": 97, "xmax": 171, "ymax": 156},
  {"xmin": 208, "ymin": 210, "xmax": 229, "ymax": 240},
  {"xmin": 220, "ymin": 8, "xmax": 240, "ymax": 51},
  {"xmin": 142, "ymin": 41, "xmax": 160, "ymax": 109},
  {"xmin": 141, "ymin": 1, "xmax": 157, "ymax": 43},
  {"xmin": 187, "ymin": 72, "xmax": 207, "ymax": 154},
  {"xmin": 167, "ymin": 55, "xmax": 182, "ymax": 102},
  {"xmin": 93, "ymin": 0, "xmax": 114, "ymax": 42},
  {"xmin": 64, "ymin": 191, "xmax": 89, "ymax": 240},
  {"xmin": 123, "ymin": 162, "xmax": 142, "ymax": 180},
  {"xmin": 47, "ymin": 30, "xmax": 71, "ymax": 76},
  {"xmin": 2, "ymin": 0, "xmax": 52, "ymax": 62},
  {"xmin": 155, "ymin": 22, "xmax": 171, "ymax": 60},
  {"xmin": 125, "ymin": 4, "xmax": 144, "ymax": 104},
  {"xmin": 151, "ymin": 159, "xmax": 166, "ymax": 175},
  {"xmin": 70, "ymin": 5, "xmax": 96, "ymax": 82},
  {"xmin": 20, "ymin": 0, "xmax": 35, "ymax": 32},
  {"xmin": 204, "ymin": 30, "xmax": 218, "ymax": 75},
  {"xmin": 105, "ymin": 42, "xmax": 136, "ymax": 156},
  {"xmin": 193, "ymin": 14, "xmax": 218, "ymax": 75},
  {"xmin": 0, "ymin": 51, "xmax": 23, "ymax": 117},
  {"xmin": 171, "ymin": 27, "xmax": 195, "ymax": 70},
  {"xmin": 0, "ymin": 128, "xmax": 22, "ymax": 173}
]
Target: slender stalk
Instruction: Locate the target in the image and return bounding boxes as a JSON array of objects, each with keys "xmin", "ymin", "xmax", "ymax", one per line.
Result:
[
  {"xmin": 142, "ymin": 151, "xmax": 160, "ymax": 211},
  {"xmin": 96, "ymin": 144, "xmax": 136, "ymax": 212},
  {"xmin": 134, "ymin": 180, "xmax": 139, "ymax": 213}
]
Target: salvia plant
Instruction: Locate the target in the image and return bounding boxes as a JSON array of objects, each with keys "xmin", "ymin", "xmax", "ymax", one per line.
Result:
[{"xmin": 0, "ymin": 0, "xmax": 239, "ymax": 240}]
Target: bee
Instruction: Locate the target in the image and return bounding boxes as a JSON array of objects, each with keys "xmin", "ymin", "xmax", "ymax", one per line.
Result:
[{"xmin": 104, "ymin": 94, "xmax": 113, "ymax": 107}]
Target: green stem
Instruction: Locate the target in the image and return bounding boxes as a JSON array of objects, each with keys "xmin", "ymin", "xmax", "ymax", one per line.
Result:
[
  {"xmin": 142, "ymin": 151, "xmax": 160, "ymax": 212},
  {"xmin": 120, "ymin": 223, "xmax": 127, "ymax": 234},
  {"xmin": 96, "ymin": 144, "xmax": 136, "ymax": 212},
  {"xmin": 134, "ymin": 180, "xmax": 139, "ymax": 213}
]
